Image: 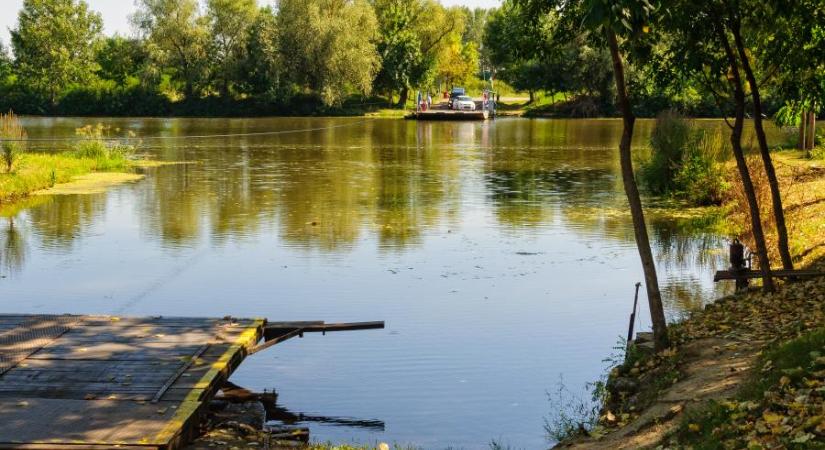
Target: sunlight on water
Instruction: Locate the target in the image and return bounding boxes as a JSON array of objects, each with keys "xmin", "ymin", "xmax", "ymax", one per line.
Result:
[{"xmin": 0, "ymin": 117, "xmax": 778, "ymax": 448}]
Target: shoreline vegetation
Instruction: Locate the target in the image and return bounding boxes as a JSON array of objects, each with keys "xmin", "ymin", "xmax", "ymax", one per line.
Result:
[
  {"xmin": 551, "ymin": 150, "xmax": 825, "ymax": 449},
  {"xmin": 0, "ymin": 114, "xmax": 155, "ymax": 210}
]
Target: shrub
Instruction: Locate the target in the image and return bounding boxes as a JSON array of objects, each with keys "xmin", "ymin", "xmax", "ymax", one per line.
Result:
[
  {"xmin": 641, "ymin": 110, "xmax": 693, "ymax": 194},
  {"xmin": 640, "ymin": 110, "xmax": 727, "ymax": 205},
  {"xmin": 0, "ymin": 111, "xmax": 27, "ymax": 172},
  {"xmin": 674, "ymin": 129, "xmax": 728, "ymax": 205},
  {"xmin": 71, "ymin": 124, "xmax": 132, "ymax": 170}
]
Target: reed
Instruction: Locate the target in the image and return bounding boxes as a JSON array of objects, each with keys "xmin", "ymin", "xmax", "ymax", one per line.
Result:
[{"xmin": 1, "ymin": 111, "xmax": 27, "ymax": 173}]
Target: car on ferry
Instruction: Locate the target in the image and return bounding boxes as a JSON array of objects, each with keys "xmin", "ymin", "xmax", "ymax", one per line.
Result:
[
  {"xmin": 452, "ymin": 95, "xmax": 476, "ymax": 111},
  {"xmin": 448, "ymin": 87, "xmax": 466, "ymax": 108}
]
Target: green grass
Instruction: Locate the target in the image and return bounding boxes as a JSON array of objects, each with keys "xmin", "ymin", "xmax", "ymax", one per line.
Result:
[{"xmin": 0, "ymin": 151, "xmax": 132, "ymax": 205}]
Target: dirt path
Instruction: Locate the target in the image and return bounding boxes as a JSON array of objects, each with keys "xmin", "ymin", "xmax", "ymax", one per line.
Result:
[{"xmin": 560, "ymin": 336, "xmax": 764, "ymax": 449}]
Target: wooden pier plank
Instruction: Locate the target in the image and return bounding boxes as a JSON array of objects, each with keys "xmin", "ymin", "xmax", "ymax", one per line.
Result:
[
  {"xmin": 0, "ymin": 398, "xmax": 182, "ymax": 445},
  {"xmin": 0, "ymin": 314, "xmax": 265, "ymax": 450}
]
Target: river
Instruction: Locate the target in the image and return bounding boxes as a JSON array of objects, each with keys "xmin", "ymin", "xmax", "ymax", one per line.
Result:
[{"xmin": 1, "ymin": 117, "xmax": 789, "ymax": 448}]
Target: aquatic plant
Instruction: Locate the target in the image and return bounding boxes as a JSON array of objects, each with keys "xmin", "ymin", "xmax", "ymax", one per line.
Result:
[
  {"xmin": 71, "ymin": 124, "xmax": 133, "ymax": 171},
  {"xmin": 1, "ymin": 111, "xmax": 27, "ymax": 173},
  {"xmin": 640, "ymin": 110, "xmax": 727, "ymax": 206}
]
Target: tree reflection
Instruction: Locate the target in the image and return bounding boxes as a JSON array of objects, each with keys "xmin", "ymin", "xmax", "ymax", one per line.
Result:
[
  {"xmin": 0, "ymin": 218, "xmax": 26, "ymax": 276},
  {"xmin": 28, "ymin": 194, "xmax": 105, "ymax": 250}
]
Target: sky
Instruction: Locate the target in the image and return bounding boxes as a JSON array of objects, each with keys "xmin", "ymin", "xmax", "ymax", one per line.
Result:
[{"xmin": 1, "ymin": 0, "xmax": 502, "ymax": 51}]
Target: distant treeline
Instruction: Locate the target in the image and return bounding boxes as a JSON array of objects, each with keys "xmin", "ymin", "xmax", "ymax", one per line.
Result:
[
  {"xmin": 0, "ymin": 0, "xmax": 490, "ymax": 116},
  {"xmin": 0, "ymin": 0, "xmax": 820, "ymax": 118}
]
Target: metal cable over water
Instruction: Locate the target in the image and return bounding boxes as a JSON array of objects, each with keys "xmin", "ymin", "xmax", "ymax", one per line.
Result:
[{"xmin": 0, "ymin": 118, "xmax": 371, "ymax": 143}]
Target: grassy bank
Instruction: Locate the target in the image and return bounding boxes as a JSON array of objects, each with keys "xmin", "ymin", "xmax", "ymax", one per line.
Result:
[
  {"xmin": 555, "ymin": 150, "xmax": 825, "ymax": 449},
  {"xmin": 0, "ymin": 151, "xmax": 134, "ymax": 206}
]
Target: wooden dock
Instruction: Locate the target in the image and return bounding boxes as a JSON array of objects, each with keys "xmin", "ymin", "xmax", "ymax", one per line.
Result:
[{"xmin": 0, "ymin": 314, "xmax": 382, "ymax": 449}]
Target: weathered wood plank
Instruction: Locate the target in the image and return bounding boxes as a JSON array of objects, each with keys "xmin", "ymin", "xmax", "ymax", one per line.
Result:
[
  {"xmin": 0, "ymin": 398, "xmax": 187, "ymax": 445},
  {"xmin": 714, "ymin": 268, "xmax": 825, "ymax": 281},
  {"xmin": 0, "ymin": 314, "xmax": 266, "ymax": 449}
]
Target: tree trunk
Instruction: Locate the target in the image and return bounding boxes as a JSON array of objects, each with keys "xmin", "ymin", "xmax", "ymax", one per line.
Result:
[
  {"xmin": 731, "ymin": 22, "xmax": 794, "ymax": 271},
  {"xmin": 716, "ymin": 21, "xmax": 775, "ymax": 292},
  {"xmin": 398, "ymin": 87, "xmax": 409, "ymax": 108},
  {"xmin": 606, "ymin": 29, "xmax": 669, "ymax": 351},
  {"xmin": 529, "ymin": 90, "xmax": 535, "ymax": 104}
]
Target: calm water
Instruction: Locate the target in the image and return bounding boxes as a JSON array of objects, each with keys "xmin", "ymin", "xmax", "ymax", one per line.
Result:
[{"xmin": 1, "ymin": 117, "xmax": 779, "ymax": 449}]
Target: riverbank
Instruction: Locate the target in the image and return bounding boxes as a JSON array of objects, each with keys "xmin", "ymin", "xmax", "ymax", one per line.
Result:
[
  {"xmin": 0, "ymin": 151, "xmax": 143, "ymax": 208},
  {"xmin": 556, "ymin": 151, "xmax": 825, "ymax": 448}
]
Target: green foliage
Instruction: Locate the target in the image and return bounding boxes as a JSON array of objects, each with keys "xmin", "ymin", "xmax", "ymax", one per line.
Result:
[
  {"xmin": 2, "ymin": 142, "xmax": 25, "ymax": 174},
  {"xmin": 643, "ymin": 110, "xmax": 693, "ymax": 193},
  {"xmin": 241, "ymin": 7, "xmax": 280, "ymax": 97},
  {"xmin": 641, "ymin": 111, "xmax": 727, "ymax": 206},
  {"xmin": 372, "ymin": 0, "xmax": 426, "ymax": 95},
  {"xmin": 543, "ymin": 376, "xmax": 602, "ymax": 443},
  {"xmin": 132, "ymin": 0, "xmax": 210, "ymax": 99},
  {"xmin": 0, "ymin": 111, "xmax": 27, "ymax": 173},
  {"xmin": 96, "ymin": 36, "xmax": 147, "ymax": 87},
  {"xmin": 71, "ymin": 124, "xmax": 132, "ymax": 171},
  {"xmin": 673, "ymin": 130, "xmax": 728, "ymax": 206},
  {"xmin": 206, "ymin": 0, "xmax": 258, "ymax": 98},
  {"xmin": 0, "ymin": 41, "xmax": 12, "ymax": 81},
  {"xmin": 10, "ymin": 0, "xmax": 103, "ymax": 105},
  {"xmin": 278, "ymin": 0, "xmax": 380, "ymax": 106}
]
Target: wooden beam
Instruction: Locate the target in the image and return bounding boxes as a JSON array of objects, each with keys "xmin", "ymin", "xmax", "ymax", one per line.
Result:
[
  {"xmin": 299, "ymin": 321, "xmax": 385, "ymax": 333},
  {"xmin": 714, "ymin": 269, "xmax": 825, "ymax": 281},
  {"xmin": 254, "ymin": 321, "xmax": 385, "ymax": 355},
  {"xmin": 264, "ymin": 321, "xmax": 384, "ymax": 336},
  {"xmin": 249, "ymin": 328, "xmax": 303, "ymax": 355}
]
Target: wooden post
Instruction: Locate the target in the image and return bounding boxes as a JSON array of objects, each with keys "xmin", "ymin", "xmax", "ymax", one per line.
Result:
[
  {"xmin": 808, "ymin": 109, "xmax": 817, "ymax": 150},
  {"xmin": 626, "ymin": 282, "xmax": 641, "ymax": 347},
  {"xmin": 800, "ymin": 109, "xmax": 808, "ymax": 154}
]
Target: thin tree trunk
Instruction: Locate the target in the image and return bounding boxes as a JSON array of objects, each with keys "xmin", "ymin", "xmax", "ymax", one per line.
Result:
[
  {"xmin": 398, "ymin": 87, "xmax": 409, "ymax": 108},
  {"xmin": 606, "ymin": 29, "xmax": 669, "ymax": 351},
  {"xmin": 731, "ymin": 22, "xmax": 794, "ymax": 271},
  {"xmin": 716, "ymin": 21, "xmax": 775, "ymax": 292}
]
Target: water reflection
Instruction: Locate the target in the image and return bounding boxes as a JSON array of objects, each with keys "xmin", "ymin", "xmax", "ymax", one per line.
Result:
[
  {"xmin": 5, "ymin": 117, "xmax": 774, "ymax": 448},
  {"xmin": 28, "ymin": 195, "xmax": 107, "ymax": 250},
  {"xmin": 0, "ymin": 218, "xmax": 26, "ymax": 276}
]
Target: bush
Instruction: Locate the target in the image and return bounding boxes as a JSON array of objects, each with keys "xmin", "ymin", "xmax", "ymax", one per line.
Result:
[
  {"xmin": 71, "ymin": 124, "xmax": 132, "ymax": 170},
  {"xmin": 0, "ymin": 111, "xmax": 27, "ymax": 172},
  {"xmin": 642, "ymin": 110, "xmax": 693, "ymax": 194},
  {"xmin": 674, "ymin": 129, "xmax": 728, "ymax": 205},
  {"xmin": 640, "ymin": 110, "xmax": 727, "ymax": 205}
]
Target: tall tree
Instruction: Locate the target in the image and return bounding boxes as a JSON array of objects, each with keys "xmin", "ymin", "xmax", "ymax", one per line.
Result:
[
  {"xmin": 728, "ymin": 2, "xmax": 793, "ymax": 271},
  {"xmin": 0, "ymin": 41, "xmax": 12, "ymax": 81},
  {"xmin": 372, "ymin": 0, "xmax": 462, "ymax": 106},
  {"xmin": 520, "ymin": 0, "xmax": 670, "ymax": 350},
  {"xmin": 278, "ymin": 0, "xmax": 380, "ymax": 106},
  {"xmin": 372, "ymin": 0, "xmax": 426, "ymax": 102},
  {"xmin": 206, "ymin": 0, "xmax": 258, "ymax": 98},
  {"xmin": 96, "ymin": 35, "xmax": 147, "ymax": 87},
  {"xmin": 765, "ymin": 0, "xmax": 824, "ymax": 155},
  {"xmin": 10, "ymin": 0, "xmax": 103, "ymax": 105},
  {"xmin": 132, "ymin": 0, "xmax": 210, "ymax": 99},
  {"xmin": 436, "ymin": 35, "xmax": 479, "ymax": 87},
  {"xmin": 661, "ymin": 0, "xmax": 775, "ymax": 291},
  {"xmin": 241, "ymin": 6, "xmax": 280, "ymax": 97}
]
